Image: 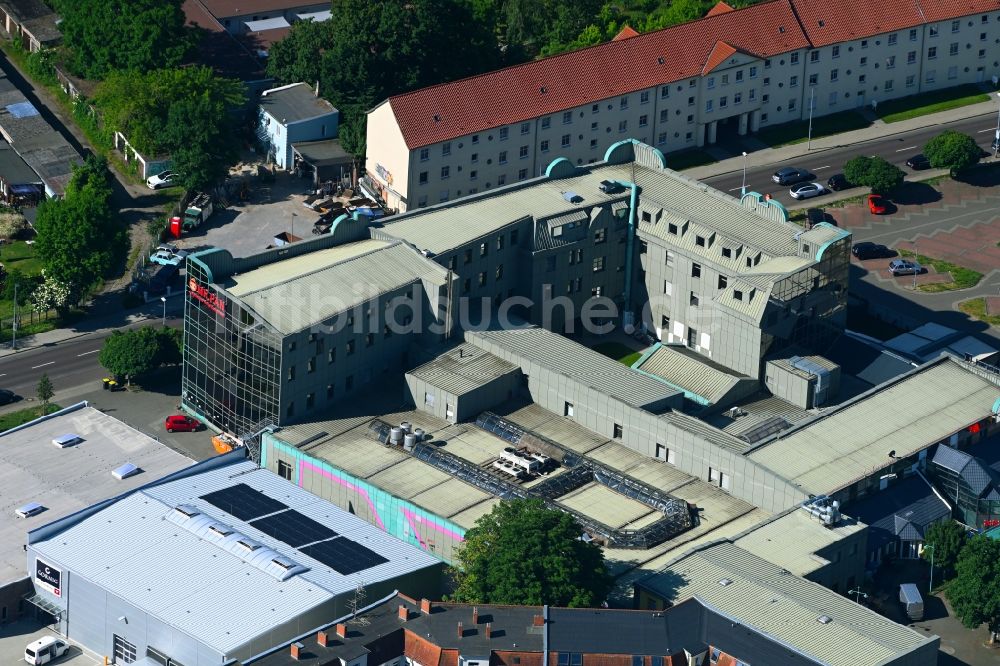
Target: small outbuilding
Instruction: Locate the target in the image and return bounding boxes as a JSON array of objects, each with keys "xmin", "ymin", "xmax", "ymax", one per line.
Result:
[{"xmin": 258, "ymin": 83, "xmax": 339, "ymax": 170}]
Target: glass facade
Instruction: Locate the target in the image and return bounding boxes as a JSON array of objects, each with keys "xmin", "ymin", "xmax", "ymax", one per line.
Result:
[
  {"xmin": 930, "ymin": 457, "xmax": 1000, "ymax": 527},
  {"xmin": 182, "ymin": 259, "xmax": 282, "ymax": 436}
]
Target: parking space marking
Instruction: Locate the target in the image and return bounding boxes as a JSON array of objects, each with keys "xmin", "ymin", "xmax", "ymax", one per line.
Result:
[{"xmin": 978, "ymin": 128, "xmax": 996, "ymax": 133}]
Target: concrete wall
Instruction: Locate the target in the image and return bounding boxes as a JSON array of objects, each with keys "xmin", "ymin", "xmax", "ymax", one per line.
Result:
[
  {"xmin": 0, "ymin": 577, "xmax": 31, "ymax": 624},
  {"xmin": 406, "ymin": 367, "xmax": 521, "ymax": 423},
  {"xmin": 366, "ymin": 101, "xmax": 414, "ymax": 211}
]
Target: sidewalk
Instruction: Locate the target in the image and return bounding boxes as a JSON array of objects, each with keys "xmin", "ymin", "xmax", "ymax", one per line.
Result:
[
  {"xmin": 0, "ymin": 294, "xmax": 184, "ymax": 358},
  {"xmin": 685, "ymin": 98, "xmax": 1000, "ymax": 181}
]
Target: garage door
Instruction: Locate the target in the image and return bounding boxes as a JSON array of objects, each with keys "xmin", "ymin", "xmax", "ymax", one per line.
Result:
[{"xmin": 113, "ymin": 634, "xmax": 137, "ymax": 664}]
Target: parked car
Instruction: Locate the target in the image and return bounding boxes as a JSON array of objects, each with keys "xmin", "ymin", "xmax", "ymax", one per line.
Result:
[
  {"xmin": 165, "ymin": 415, "xmax": 202, "ymax": 432},
  {"xmin": 826, "ymin": 173, "xmax": 851, "ymax": 191},
  {"xmin": 149, "ymin": 249, "xmax": 176, "ymax": 265},
  {"xmin": 905, "ymin": 154, "xmax": 931, "ymax": 170},
  {"xmin": 0, "ymin": 389, "xmax": 16, "ymax": 405},
  {"xmin": 852, "ymin": 242, "xmax": 892, "ymax": 260},
  {"xmin": 772, "ymin": 166, "xmax": 812, "ymax": 185},
  {"xmin": 806, "ymin": 208, "xmax": 825, "ymax": 227},
  {"xmin": 789, "ymin": 182, "xmax": 826, "ymax": 200},
  {"xmin": 867, "ymin": 194, "xmax": 889, "ymax": 215},
  {"xmin": 24, "ymin": 636, "xmax": 68, "ymax": 665},
  {"xmin": 888, "ymin": 259, "xmax": 922, "ymax": 276},
  {"xmin": 146, "ymin": 170, "xmax": 176, "ymax": 189}
]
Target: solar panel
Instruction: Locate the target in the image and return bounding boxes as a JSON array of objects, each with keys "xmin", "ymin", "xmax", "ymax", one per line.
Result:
[
  {"xmin": 200, "ymin": 483, "xmax": 288, "ymax": 521},
  {"xmin": 300, "ymin": 537, "xmax": 389, "ymax": 575},
  {"xmin": 249, "ymin": 509, "xmax": 337, "ymax": 547}
]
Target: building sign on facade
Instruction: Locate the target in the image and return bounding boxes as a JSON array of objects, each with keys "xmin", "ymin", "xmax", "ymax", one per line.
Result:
[
  {"xmin": 35, "ymin": 557, "xmax": 61, "ymax": 597},
  {"xmin": 375, "ymin": 163, "xmax": 393, "ymax": 185},
  {"xmin": 189, "ymin": 278, "xmax": 226, "ymax": 318}
]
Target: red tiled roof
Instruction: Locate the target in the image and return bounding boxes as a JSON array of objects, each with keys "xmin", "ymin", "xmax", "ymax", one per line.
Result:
[
  {"xmin": 706, "ymin": 1, "xmax": 736, "ymax": 17},
  {"xmin": 612, "ymin": 25, "xmax": 640, "ymax": 40},
  {"xmin": 388, "ymin": 0, "xmax": 809, "ymax": 149},
  {"xmin": 405, "ymin": 631, "xmax": 442, "ymax": 666},
  {"xmin": 916, "ymin": 0, "xmax": 1000, "ymax": 22},
  {"xmin": 702, "ymin": 41, "xmax": 739, "ymax": 74},
  {"xmin": 791, "ymin": 0, "xmax": 927, "ymax": 46}
]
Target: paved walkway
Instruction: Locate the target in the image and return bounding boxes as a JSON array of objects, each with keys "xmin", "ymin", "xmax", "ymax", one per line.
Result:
[{"xmin": 686, "ymin": 98, "xmax": 1000, "ymax": 182}]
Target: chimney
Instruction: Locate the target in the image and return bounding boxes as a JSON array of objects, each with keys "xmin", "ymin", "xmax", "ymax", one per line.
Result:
[
  {"xmin": 420, "ymin": 598, "xmax": 432, "ymax": 615},
  {"xmin": 457, "ymin": 621, "xmax": 464, "ymax": 639},
  {"xmin": 398, "ymin": 604, "xmax": 410, "ymax": 621},
  {"xmin": 485, "ymin": 622, "xmax": 492, "ymax": 638},
  {"xmin": 336, "ymin": 623, "xmax": 347, "ymax": 639},
  {"xmin": 290, "ymin": 642, "xmax": 304, "ymax": 660},
  {"xmin": 533, "ymin": 614, "xmax": 544, "ymax": 627},
  {"xmin": 317, "ymin": 630, "xmax": 329, "ymax": 647},
  {"xmin": 472, "ymin": 607, "xmax": 479, "ymax": 624}
]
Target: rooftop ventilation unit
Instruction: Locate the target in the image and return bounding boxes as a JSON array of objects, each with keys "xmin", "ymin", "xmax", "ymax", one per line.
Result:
[
  {"xmin": 719, "ymin": 578, "xmax": 733, "ymax": 586},
  {"xmin": 52, "ymin": 433, "xmax": 82, "ymax": 448},
  {"xmin": 817, "ymin": 615, "xmax": 832, "ymax": 624},
  {"xmin": 112, "ymin": 463, "xmax": 140, "ymax": 480},
  {"xmin": 15, "ymin": 502, "xmax": 45, "ymax": 518},
  {"xmin": 173, "ymin": 505, "xmax": 200, "ymax": 519}
]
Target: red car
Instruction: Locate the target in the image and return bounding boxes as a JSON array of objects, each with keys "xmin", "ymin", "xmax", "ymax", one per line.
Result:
[
  {"xmin": 165, "ymin": 415, "xmax": 202, "ymax": 432},
  {"xmin": 867, "ymin": 194, "xmax": 888, "ymax": 215}
]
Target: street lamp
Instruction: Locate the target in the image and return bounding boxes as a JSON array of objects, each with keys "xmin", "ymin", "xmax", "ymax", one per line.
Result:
[
  {"xmin": 925, "ymin": 543, "xmax": 936, "ymax": 593},
  {"xmin": 741, "ymin": 151, "xmax": 748, "ymax": 196},
  {"xmin": 160, "ymin": 296, "xmax": 167, "ymax": 327},
  {"xmin": 848, "ymin": 587, "xmax": 868, "ymax": 605}
]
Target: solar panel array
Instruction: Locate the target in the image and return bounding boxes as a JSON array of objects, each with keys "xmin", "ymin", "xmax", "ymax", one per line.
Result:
[{"xmin": 198, "ymin": 484, "xmax": 390, "ymax": 576}]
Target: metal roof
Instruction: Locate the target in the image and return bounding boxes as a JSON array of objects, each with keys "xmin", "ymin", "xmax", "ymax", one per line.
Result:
[
  {"xmin": 227, "ymin": 240, "xmax": 449, "ymax": 335},
  {"xmin": 845, "ymin": 475, "xmax": 950, "ymax": 552},
  {"xmin": 260, "ymin": 83, "xmax": 338, "ymax": 125},
  {"xmin": 644, "ymin": 541, "xmax": 936, "ymax": 666},
  {"xmin": 466, "ymin": 326, "xmax": 680, "ymax": 410},
  {"xmin": 30, "ymin": 460, "xmax": 440, "ymax": 656},
  {"xmin": 635, "ymin": 344, "xmax": 747, "ymax": 405},
  {"xmin": 407, "ymin": 343, "xmax": 519, "ymax": 396},
  {"xmin": 931, "ymin": 445, "xmax": 995, "ymax": 496},
  {"xmin": 748, "ymin": 357, "xmax": 999, "ymax": 495},
  {"xmin": 0, "ymin": 404, "xmax": 192, "ymax": 587}
]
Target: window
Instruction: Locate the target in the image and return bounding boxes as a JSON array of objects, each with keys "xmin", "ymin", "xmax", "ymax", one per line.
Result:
[
  {"xmin": 690, "ymin": 292, "xmax": 700, "ymax": 306},
  {"xmin": 346, "ymin": 340, "xmax": 355, "ymax": 355},
  {"xmin": 562, "ymin": 111, "xmax": 572, "ymax": 124},
  {"xmin": 982, "ymin": 32, "xmax": 988, "ymax": 42},
  {"xmin": 365, "ymin": 333, "xmax": 374, "ymax": 347},
  {"xmin": 663, "ymin": 280, "xmax": 672, "ymax": 295},
  {"xmin": 705, "ymin": 99, "xmax": 714, "ymax": 112},
  {"xmin": 419, "ymin": 171, "xmax": 428, "ymax": 185},
  {"xmin": 593, "ymin": 257, "xmax": 605, "ymax": 272},
  {"xmin": 735, "ymin": 69, "xmax": 743, "ymax": 81},
  {"xmin": 659, "ymin": 109, "xmax": 668, "ymax": 122},
  {"xmin": 749, "ymin": 88, "xmax": 756, "ymax": 100},
  {"xmin": 908, "ymin": 50, "xmax": 917, "ymax": 64},
  {"xmin": 287, "ymin": 365, "xmax": 295, "ymax": 382},
  {"xmin": 830, "ymin": 69, "xmax": 838, "ymax": 82},
  {"xmin": 442, "ymin": 142, "xmax": 451, "ymax": 156},
  {"xmin": 910, "ymin": 28, "xmax": 918, "ymax": 41},
  {"xmin": 808, "ymin": 73, "xmax": 818, "ymax": 86},
  {"xmin": 499, "ymin": 127, "xmax": 508, "ymax": 140},
  {"xmin": 327, "ymin": 348, "xmax": 336, "ymax": 363},
  {"xmin": 720, "ymin": 95, "xmax": 728, "ymax": 108},
  {"xmin": 930, "ymin": 25, "xmax": 939, "ymax": 37},
  {"xmin": 832, "ymin": 45, "xmax": 840, "ymax": 58},
  {"xmin": 307, "ymin": 358, "xmax": 315, "ymax": 373},
  {"xmin": 926, "ymin": 69, "xmax": 936, "ymax": 83},
  {"xmin": 951, "ymin": 19, "xmax": 960, "ymax": 32},
  {"xmin": 660, "ymin": 86, "xmax": 670, "ymax": 98},
  {"xmin": 810, "ymin": 50, "xmax": 819, "ymax": 63},
  {"xmin": 764, "ymin": 58, "xmax": 772, "ymax": 68},
  {"xmin": 949, "ymin": 42, "xmax": 959, "ymax": 56},
  {"xmin": 478, "ymin": 271, "xmax": 486, "ymax": 286},
  {"xmin": 306, "ymin": 392, "xmax": 315, "ymax": 410},
  {"xmin": 499, "ymin": 150, "xmax": 508, "ymax": 164},
  {"xmin": 790, "ymin": 52, "xmax": 799, "ymax": 64},
  {"xmin": 441, "ymin": 166, "xmax": 450, "ymax": 179},
  {"xmin": 590, "ymin": 139, "xmax": 598, "ymax": 148},
  {"xmin": 888, "ymin": 33, "xmax": 898, "ymax": 45},
  {"xmin": 639, "ymin": 114, "xmax": 648, "ymax": 127},
  {"xmin": 518, "ymin": 168, "xmax": 527, "ymax": 180},
  {"xmin": 564, "ymin": 402, "xmax": 574, "ymax": 417},
  {"xmin": 734, "ymin": 92, "xmax": 742, "ymax": 105},
  {"xmin": 327, "ymin": 384, "xmax": 335, "ymax": 399},
  {"xmin": 828, "ymin": 91, "xmax": 837, "ymax": 105},
  {"xmin": 707, "ymin": 76, "xmax": 716, "ymax": 89},
  {"xmin": 789, "ymin": 98, "xmax": 796, "ymax": 111},
  {"xmin": 861, "ymin": 39, "xmax": 868, "ymax": 48},
  {"xmin": 691, "ymin": 263, "xmax": 701, "ymax": 278},
  {"xmin": 613, "ymin": 423, "xmax": 623, "ymax": 439},
  {"xmin": 980, "ymin": 48, "xmax": 987, "ymax": 58},
  {"xmin": 540, "ymin": 140, "xmax": 549, "ymax": 152},
  {"xmin": 541, "ymin": 117, "xmax": 551, "ymax": 129},
  {"xmin": 906, "ymin": 74, "xmax": 916, "ymax": 87},
  {"xmin": 948, "ymin": 65, "xmax": 958, "ymax": 79},
  {"xmin": 498, "ymin": 174, "xmax": 507, "ymax": 186},
  {"xmin": 718, "ymin": 275, "xmax": 728, "ymax": 289},
  {"xmin": 858, "ymin": 74, "xmax": 866, "ymax": 83},
  {"xmin": 419, "ymin": 148, "xmax": 429, "ymax": 162},
  {"xmin": 520, "ymin": 121, "xmax": 530, "ymax": 134},
  {"xmin": 620, "ymin": 96, "xmax": 629, "ymax": 109},
  {"xmin": 618, "ymin": 120, "xmax": 628, "ymax": 132},
  {"xmin": 480, "ymin": 242, "xmax": 488, "ymax": 257},
  {"xmin": 860, "ymin": 56, "xmax": 867, "ymax": 66},
  {"xmin": 886, "ymin": 55, "xmax": 895, "ymax": 69},
  {"xmin": 790, "ymin": 75, "xmax": 798, "ymax": 87},
  {"xmin": 561, "ymin": 134, "xmax": 571, "ymax": 147},
  {"xmin": 417, "ymin": 195, "xmax": 427, "ymax": 207},
  {"xmin": 721, "ymin": 74, "xmax": 729, "ymax": 85},
  {"xmin": 277, "ymin": 460, "xmax": 293, "ymax": 480},
  {"xmin": 425, "ymin": 391, "xmax": 436, "ymax": 407},
  {"xmin": 519, "ymin": 145, "xmax": 529, "ymax": 159},
  {"xmin": 496, "ymin": 264, "xmax": 504, "ymax": 280},
  {"xmin": 470, "ymin": 170, "xmax": 478, "ymax": 180},
  {"xmin": 749, "ymin": 65, "xmax": 758, "ymax": 78},
  {"xmin": 471, "ymin": 134, "xmax": 479, "ymax": 144},
  {"xmin": 471, "ymin": 152, "xmax": 478, "ymax": 163},
  {"xmin": 439, "ymin": 190, "xmax": 449, "ymax": 202}
]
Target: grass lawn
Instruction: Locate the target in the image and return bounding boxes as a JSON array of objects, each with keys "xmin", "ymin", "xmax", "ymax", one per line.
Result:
[
  {"xmin": 593, "ymin": 341, "xmax": 644, "ymax": 366},
  {"xmin": 0, "ymin": 403, "xmax": 61, "ymax": 432},
  {"xmin": 665, "ymin": 149, "xmax": 717, "ymax": 171},
  {"xmin": 755, "ymin": 110, "xmax": 870, "ymax": 147},
  {"xmin": 959, "ymin": 297, "xmax": 1000, "ymax": 327},
  {"xmin": 897, "ymin": 249, "xmax": 983, "ymax": 292},
  {"xmin": 875, "ymin": 85, "xmax": 990, "ymax": 123},
  {"xmin": 2, "ymin": 239, "xmax": 43, "ymax": 276}
]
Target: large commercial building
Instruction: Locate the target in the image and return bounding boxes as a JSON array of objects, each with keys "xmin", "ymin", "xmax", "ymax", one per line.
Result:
[
  {"xmin": 0, "ymin": 403, "xmax": 192, "ymax": 624},
  {"xmin": 25, "ymin": 453, "xmax": 441, "ymax": 665},
  {"xmin": 365, "ymin": 0, "xmax": 1000, "ymax": 212}
]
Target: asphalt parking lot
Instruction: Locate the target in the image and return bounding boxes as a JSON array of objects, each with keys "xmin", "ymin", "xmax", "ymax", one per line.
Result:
[
  {"xmin": 175, "ymin": 171, "xmax": 324, "ymax": 259},
  {"xmin": 0, "ymin": 619, "xmax": 98, "ymax": 665}
]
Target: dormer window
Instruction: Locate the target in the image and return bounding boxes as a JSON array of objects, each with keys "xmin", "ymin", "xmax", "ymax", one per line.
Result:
[{"xmin": 734, "ymin": 290, "xmax": 743, "ymax": 301}]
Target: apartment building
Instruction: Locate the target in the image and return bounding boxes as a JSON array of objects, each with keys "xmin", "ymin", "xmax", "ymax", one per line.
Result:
[{"xmin": 366, "ymin": 0, "xmax": 1000, "ymax": 212}]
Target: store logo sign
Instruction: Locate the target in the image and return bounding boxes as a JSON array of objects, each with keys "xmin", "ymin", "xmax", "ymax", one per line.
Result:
[
  {"xmin": 189, "ymin": 278, "xmax": 226, "ymax": 318},
  {"xmin": 35, "ymin": 558, "xmax": 61, "ymax": 597}
]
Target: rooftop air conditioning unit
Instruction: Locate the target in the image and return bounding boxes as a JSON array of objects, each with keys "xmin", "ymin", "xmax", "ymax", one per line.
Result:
[
  {"xmin": 15, "ymin": 502, "xmax": 45, "ymax": 518},
  {"xmin": 52, "ymin": 433, "xmax": 82, "ymax": 448}
]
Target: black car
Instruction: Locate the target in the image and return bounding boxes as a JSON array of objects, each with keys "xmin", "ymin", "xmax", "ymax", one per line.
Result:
[
  {"xmin": 0, "ymin": 389, "xmax": 16, "ymax": 405},
  {"xmin": 852, "ymin": 242, "xmax": 892, "ymax": 260},
  {"xmin": 806, "ymin": 208, "xmax": 825, "ymax": 228},
  {"xmin": 905, "ymin": 154, "xmax": 931, "ymax": 170},
  {"xmin": 772, "ymin": 166, "xmax": 812, "ymax": 185},
  {"xmin": 826, "ymin": 173, "xmax": 851, "ymax": 191}
]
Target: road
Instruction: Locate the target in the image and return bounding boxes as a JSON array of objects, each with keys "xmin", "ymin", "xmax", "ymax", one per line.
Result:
[{"xmin": 703, "ymin": 111, "xmax": 999, "ymax": 203}]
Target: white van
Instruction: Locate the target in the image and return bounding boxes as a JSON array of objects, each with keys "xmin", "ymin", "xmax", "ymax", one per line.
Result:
[
  {"xmin": 899, "ymin": 583, "xmax": 925, "ymax": 622},
  {"xmin": 24, "ymin": 636, "xmax": 68, "ymax": 664}
]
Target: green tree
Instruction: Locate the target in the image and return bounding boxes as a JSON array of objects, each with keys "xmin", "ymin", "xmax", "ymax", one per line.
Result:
[
  {"xmin": 922, "ymin": 520, "xmax": 967, "ymax": 581},
  {"xmin": 924, "ymin": 130, "xmax": 982, "ymax": 175},
  {"xmin": 842, "ymin": 155, "xmax": 904, "ymax": 194},
  {"xmin": 2, "ymin": 269, "xmax": 37, "ymax": 306},
  {"xmin": 949, "ymin": 535, "xmax": 1000, "ymax": 644},
  {"xmin": 33, "ymin": 156, "xmax": 124, "ymax": 303},
  {"xmin": 155, "ymin": 327, "xmax": 184, "ymax": 366},
  {"xmin": 452, "ymin": 499, "xmax": 612, "ymax": 607},
  {"xmin": 266, "ymin": 19, "xmax": 334, "ymax": 91},
  {"xmin": 53, "ymin": 0, "xmax": 193, "ymax": 79},
  {"xmin": 36, "ymin": 373, "xmax": 53, "ymax": 416},
  {"xmin": 98, "ymin": 328, "xmax": 162, "ymax": 386}
]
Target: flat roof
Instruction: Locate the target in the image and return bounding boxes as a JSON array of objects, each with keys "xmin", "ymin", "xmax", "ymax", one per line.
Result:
[
  {"xmin": 407, "ymin": 343, "xmax": 518, "ymax": 396},
  {"xmin": 292, "ymin": 138, "xmax": 351, "ymax": 166},
  {"xmin": 226, "ymin": 239, "xmax": 449, "ymax": 335},
  {"xmin": 733, "ymin": 508, "xmax": 866, "ymax": 578},
  {"xmin": 467, "ymin": 326, "xmax": 679, "ymax": 410},
  {"xmin": 260, "ymin": 83, "xmax": 337, "ymax": 124},
  {"xmin": 643, "ymin": 541, "xmax": 936, "ymax": 666},
  {"xmin": 0, "ymin": 404, "xmax": 192, "ymax": 586},
  {"xmin": 30, "ymin": 459, "xmax": 440, "ymax": 656},
  {"xmin": 0, "ymin": 139, "xmax": 42, "ymax": 185},
  {"xmin": 748, "ymin": 356, "xmax": 999, "ymax": 495}
]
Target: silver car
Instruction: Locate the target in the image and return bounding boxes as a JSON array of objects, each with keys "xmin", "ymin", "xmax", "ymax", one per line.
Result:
[
  {"xmin": 789, "ymin": 182, "xmax": 826, "ymax": 200},
  {"xmin": 888, "ymin": 259, "xmax": 922, "ymax": 276}
]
